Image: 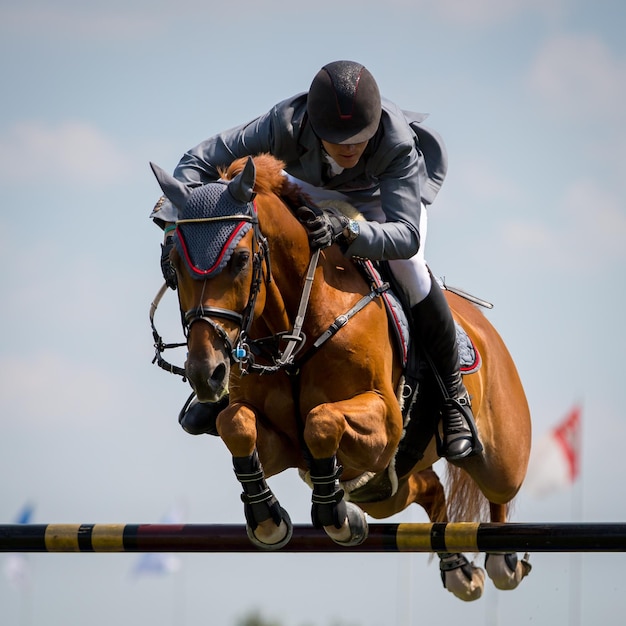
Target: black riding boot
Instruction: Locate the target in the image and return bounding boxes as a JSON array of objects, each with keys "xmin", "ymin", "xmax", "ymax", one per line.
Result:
[
  {"xmin": 411, "ymin": 279, "xmax": 479, "ymax": 461},
  {"xmin": 178, "ymin": 392, "xmax": 228, "ymax": 436}
]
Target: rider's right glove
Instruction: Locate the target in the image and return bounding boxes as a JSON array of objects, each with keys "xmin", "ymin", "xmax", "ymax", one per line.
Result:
[{"xmin": 297, "ymin": 206, "xmax": 349, "ymax": 250}]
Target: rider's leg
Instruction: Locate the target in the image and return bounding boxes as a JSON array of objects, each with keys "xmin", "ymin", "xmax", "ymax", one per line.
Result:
[
  {"xmin": 409, "ymin": 272, "xmax": 476, "ymax": 460},
  {"xmin": 387, "ymin": 208, "xmax": 478, "ymax": 461}
]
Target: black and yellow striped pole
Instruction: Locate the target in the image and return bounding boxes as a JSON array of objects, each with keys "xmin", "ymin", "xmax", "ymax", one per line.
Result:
[{"xmin": 1, "ymin": 522, "xmax": 626, "ymax": 553}]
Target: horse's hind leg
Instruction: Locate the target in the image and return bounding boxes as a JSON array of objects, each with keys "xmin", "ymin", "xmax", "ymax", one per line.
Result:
[
  {"xmin": 484, "ymin": 502, "xmax": 532, "ymax": 590},
  {"xmin": 399, "ymin": 468, "xmax": 486, "ymax": 602},
  {"xmin": 406, "ymin": 467, "xmax": 485, "ymax": 602},
  {"xmin": 414, "ymin": 468, "xmax": 485, "ymax": 602},
  {"xmin": 362, "ymin": 467, "xmax": 485, "ymax": 602}
]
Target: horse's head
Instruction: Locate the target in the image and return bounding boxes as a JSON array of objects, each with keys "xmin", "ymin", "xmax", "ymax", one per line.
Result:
[{"xmin": 151, "ymin": 158, "xmax": 265, "ymax": 402}]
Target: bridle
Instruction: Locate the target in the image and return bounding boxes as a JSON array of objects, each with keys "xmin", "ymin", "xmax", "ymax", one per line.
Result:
[
  {"xmin": 179, "ymin": 210, "xmax": 272, "ymax": 360},
  {"xmin": 150, "ymin": 211, "xmax": 268, "ymax": 379},
  {"xmin": 151, "ymin": 212, "xmax": 389, "ymax": 380}
]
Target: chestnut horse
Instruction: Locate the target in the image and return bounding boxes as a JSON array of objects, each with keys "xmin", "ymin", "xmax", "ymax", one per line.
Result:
[{"xmin": 151, "ymin": 154, "xmax": 532, "ymax": 601}]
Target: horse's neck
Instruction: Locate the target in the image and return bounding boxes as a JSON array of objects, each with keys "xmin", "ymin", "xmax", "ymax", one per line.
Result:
[{"xmin": 254, "ymin": 198, "xmax": 312, "ymax": 334}]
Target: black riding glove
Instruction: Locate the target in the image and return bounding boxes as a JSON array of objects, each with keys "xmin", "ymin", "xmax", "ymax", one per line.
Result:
[
  {"xmin": 297, "ymin": 206, "xmax": 349, "ymax": 250},
  {"xmin": 160, "ymin": 235, "xmax": 178, "ymax": 290}
]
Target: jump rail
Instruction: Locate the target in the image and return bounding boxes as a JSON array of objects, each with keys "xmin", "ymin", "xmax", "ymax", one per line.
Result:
[{"xmin": 2, "ymin": 522, "xmax": 626, "ymax": 553}]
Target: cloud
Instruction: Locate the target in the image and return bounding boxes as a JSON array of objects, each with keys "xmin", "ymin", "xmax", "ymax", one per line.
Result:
[
  {"xmin": 0, "ymin": 0, "xmax": 563, "ymax": 39},
  {"xmin": 501, "ymin": 178, "xmax": 626, "ymax": 271},
  {"xmin": 527, "ymin": 33, "xmax": 626, "ymax": 120},
  {"xmin": 0, "ymin": 352, "xmax": 118, "ymax": 425},
  {"xmin": 561, "ymin": 179, "xmax": 626, "ymax": 261},
  {"xmin": 0, "ymin": 120, "xmax": 132, "ymax": 186},
  {"xmin": 0, "ymin": 4, "xmax": 164, "ymax": 39},
  {"xmin": 424, "ymin": 0, "xmax": 563, "ymax": 26},
  {"xmin": 454, "ymin": 158, "xmax": 522, "ymax": 203}
]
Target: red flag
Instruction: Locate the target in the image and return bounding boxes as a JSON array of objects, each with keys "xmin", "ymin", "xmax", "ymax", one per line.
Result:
[
  {"xmin": 552, "ymin": 405, "xmax": 581, "ymax": 482},
  {"xmin": 524, "ymin": 405, "xmax": 582, "ymax": 498}
]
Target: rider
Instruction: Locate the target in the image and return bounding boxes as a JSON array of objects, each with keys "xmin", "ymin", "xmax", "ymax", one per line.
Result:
[{"xmin": 151, "ymin": 60, "xmax": 479, "ymax": 461}]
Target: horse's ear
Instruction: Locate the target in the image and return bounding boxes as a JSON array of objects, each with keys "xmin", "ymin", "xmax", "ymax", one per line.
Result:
[
  {"xmin": 228, "ymin": 157, "xmax": 256, "ymax": 204},
  {"xmin": 150, "ymin": 162, "xmax": 193, "ymax": 209}
]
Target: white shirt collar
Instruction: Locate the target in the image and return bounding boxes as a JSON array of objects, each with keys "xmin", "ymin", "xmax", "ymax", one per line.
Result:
[{"xmin": 323, "ymin": 151, "xmax": 344, "ymax": 176}]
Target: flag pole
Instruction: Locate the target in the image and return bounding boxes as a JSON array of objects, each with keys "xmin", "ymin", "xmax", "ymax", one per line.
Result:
[{"xmin": 569, "ymin": 402, "xmax": 584, "ymax": 626}]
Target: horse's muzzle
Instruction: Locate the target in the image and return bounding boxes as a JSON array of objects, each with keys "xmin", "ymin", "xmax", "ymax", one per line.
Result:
[{"xmin": 185, "ymin": 357, "xmax": 230, "ymax": 403}]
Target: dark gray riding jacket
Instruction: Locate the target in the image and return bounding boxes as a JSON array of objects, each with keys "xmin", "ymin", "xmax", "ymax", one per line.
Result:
[{"xmin": 150, "ymin": 93, "xmax": 447, "ymax": 261}]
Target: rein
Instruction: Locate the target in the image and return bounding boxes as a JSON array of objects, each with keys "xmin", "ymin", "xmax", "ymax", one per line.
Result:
[{"xmin": 150, "ymin": 282, "xmax": 187, "ymax": 378}]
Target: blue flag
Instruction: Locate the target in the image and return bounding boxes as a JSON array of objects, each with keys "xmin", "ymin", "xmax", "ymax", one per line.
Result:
[
  {"xmin": 130, "ymin": 505, "xmax": 184, "ymax": 578},
  {"xmin": 4, "ymin": 502, "xmax": 35, "ymax": 589},
  {"xmin": 13, "ymin": 502, "xmax": 35, "ymax": 525}
]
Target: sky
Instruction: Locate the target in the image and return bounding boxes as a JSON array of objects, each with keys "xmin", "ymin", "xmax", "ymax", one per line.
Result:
[{"xmin": 1, "ymin": 0, "xmax": 625, "ymax": 624}]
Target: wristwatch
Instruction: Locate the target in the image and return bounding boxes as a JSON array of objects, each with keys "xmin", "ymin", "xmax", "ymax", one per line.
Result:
[{"xmin": 343, "ymin": 219, "xmax": 360, "ymax": 244}]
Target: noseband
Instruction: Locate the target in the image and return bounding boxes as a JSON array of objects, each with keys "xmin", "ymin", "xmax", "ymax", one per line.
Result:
[{"xmin": 183, "ymin": 306, "xmax": 243, "ymax": 353}]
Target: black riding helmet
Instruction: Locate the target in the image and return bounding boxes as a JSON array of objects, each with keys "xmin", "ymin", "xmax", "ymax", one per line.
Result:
[{"xmin": 307, "ymin": 60, "xmax": 382, "ymax": 145}]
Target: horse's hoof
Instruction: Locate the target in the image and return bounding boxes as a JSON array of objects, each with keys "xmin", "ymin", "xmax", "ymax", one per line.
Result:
[
  {"xmin": 246, "ymin": 508, "xmax": 293, "ymax": 551},
  {"xmin": 440, "ymin": 553, "xmax": 485, "ymax": 601},
  {"xmin": 325, "ymin": 502, "xmax": 369, "ymax": 547},
  {"xmin": 485, "ymin": 552, "xmax": 532, "ymax": 590}
]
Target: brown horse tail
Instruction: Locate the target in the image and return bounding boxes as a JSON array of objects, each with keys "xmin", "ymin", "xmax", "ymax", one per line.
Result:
[{"xmin": 445, "ymin": 465, "xmax": 494, "ymax": 522}]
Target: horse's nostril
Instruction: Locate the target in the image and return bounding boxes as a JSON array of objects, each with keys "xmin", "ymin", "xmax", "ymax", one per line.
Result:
[{"xmin": 210, "ymin": 362, "xmax": 227, "ymax": 386}]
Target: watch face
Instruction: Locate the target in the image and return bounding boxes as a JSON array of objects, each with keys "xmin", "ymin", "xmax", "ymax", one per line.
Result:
[
  {"xmin": 343, "ymin": 219, "xmax": 359, "ymax": 244},
  {"xmin": 349, "ymin": 220, "xmax": 359, "ymax": 238}
]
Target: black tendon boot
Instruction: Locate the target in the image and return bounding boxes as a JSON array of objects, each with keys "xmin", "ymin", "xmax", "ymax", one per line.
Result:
[
  {"xmin": 233, "ymin": 450, "xmax": 285, "ymax": 530},
  {"xmin": 178, "ymin": 392, "xmax": 228, "ymax": 436},
  {"xmin": 309, "ymin": 456, "xmax": 347, "ymax": 529},
  {"xmin": 411, "ymin": 280, "xmax": 482, "ymax": 461},
  {"xmin": 233, "ymin": 450, "xmax": 293, "ymax": 550}
]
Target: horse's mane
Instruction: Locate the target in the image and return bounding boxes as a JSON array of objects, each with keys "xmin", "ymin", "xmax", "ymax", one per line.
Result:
[{"xmin": 221, "ymin": 154, "xmax": 312, "ymax": 211}]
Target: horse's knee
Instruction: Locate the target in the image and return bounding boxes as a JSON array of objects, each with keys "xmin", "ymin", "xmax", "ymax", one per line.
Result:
[{"xmin": 303, "ymin": 404, "xmax": 346, "ymax": 458}]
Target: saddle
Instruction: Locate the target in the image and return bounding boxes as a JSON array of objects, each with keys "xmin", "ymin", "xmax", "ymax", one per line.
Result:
[{"xmin": 346, "ymin": 260, "xmax": 484, "ymax": 503}]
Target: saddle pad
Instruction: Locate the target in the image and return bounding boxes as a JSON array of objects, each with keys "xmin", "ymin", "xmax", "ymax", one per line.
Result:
[
  {"xmin": 361, "ymin": 260, "xmax": 410, "ymax": 366},
  {"xmin": 457, "ymin": 322, "xmax": 481, "ymax": 374},
  {"xmin": 360, "ymin": 261, "xmax": 481, "ymax": 374}
]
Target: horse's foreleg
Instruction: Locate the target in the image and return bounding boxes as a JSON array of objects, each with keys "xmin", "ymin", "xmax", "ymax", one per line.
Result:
[
  {"xmin": 303, "ymin": 397, "xmax": 390, "ymax": 547},
  {"xmin": 232, "ymin": 450, "xmax": 293, "ymax": 550},
  {"xmin": 217, "ymin": 403, "xmax": 292, "ymax": 550},
  {"xmin": 308, "ymin": 455, "xmax": 368, "ymax": 546}
]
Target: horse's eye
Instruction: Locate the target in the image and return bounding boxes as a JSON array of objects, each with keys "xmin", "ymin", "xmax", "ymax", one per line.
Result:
[{"xmin": 232, "ymin": 250, "xmax": 251, "ymax": 274}]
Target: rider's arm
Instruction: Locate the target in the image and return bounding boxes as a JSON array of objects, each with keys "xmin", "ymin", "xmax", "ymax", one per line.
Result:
[
  {"xmin": 343, "ymin": 143, "xmax": 423, "ymax": 261},
  {"xmin": 149, "ymin": 99, "xmax": 297, "ymax": 225}
]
